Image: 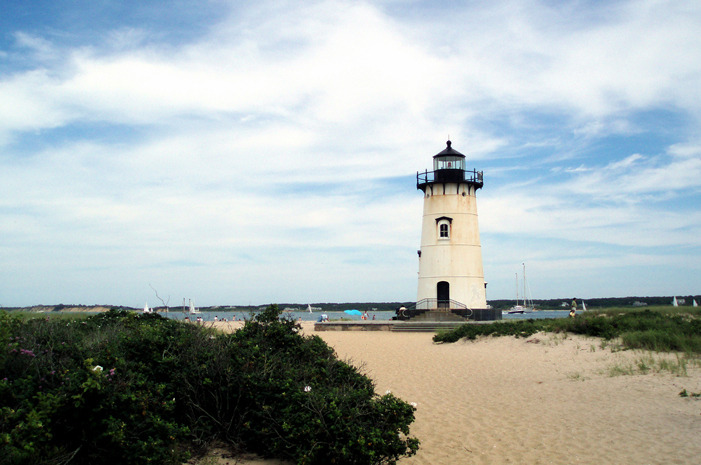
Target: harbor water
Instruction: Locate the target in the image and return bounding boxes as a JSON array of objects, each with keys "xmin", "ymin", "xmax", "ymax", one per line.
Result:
[{"xmin": 164, "ymin": 310, "xmax": 576, "ymax": 322}]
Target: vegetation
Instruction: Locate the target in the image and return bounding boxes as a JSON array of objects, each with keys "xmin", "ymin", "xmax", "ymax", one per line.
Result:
[
  {"xmin": 678, "ymin": 389, "xmax": 701, "ymax": 398},
  {"xmin": 0, "ymin": 306, "xmax": 418, "ymax": 465},
  {"xmin": 433, "ymin": 307, "xmax": 701, "ymax": 355},
  {"xmin": 487, "ymin": 295, "xmax": 700, "ymax": 311}
]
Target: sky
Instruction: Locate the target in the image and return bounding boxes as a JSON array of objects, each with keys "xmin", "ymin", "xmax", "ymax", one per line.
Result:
[{"xmin": 1, "ymin": 0, "xmax": 700, "ymax": 308}]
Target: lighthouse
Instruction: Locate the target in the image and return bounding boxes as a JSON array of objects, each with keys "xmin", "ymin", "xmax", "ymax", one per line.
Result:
[{"xmin": 414, "ymin": 141, "xmax": 498, "ymax": 321}]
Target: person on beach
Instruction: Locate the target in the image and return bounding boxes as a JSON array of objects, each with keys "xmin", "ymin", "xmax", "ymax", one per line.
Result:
[
  {"xmin": 214, "ymin": 315, "xmax": 218, "ymax": 322},
  {"xmin": 396, "ymin": 306, "xmax": 407, "ymax": 318},
  {"xmin": 571, "ymin": 298, "xmax": 577, "ymax": 311}
]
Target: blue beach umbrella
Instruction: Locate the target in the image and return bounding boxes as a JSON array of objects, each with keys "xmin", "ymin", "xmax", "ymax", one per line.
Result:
[{"xmin": 344, "ymin": 309, "xmax": 362, "ymax": 316}]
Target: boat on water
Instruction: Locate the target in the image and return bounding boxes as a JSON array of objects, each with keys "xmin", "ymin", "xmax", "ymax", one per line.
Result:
[
  {"xmin": 283, "ymin": 305, "xmax": 320, "ymax": 313},
  {"xmin": 506, "ymin": 306, "xmax": 526, "ymax": 314},
  {"xmin": 143, "ymin": 303, "xmax": 153, "ymax": 314},
  {"xmin": 184, "ymin": 298, "xmax": 200, "ymax": 314},
  {"xmin": 672, "ymin": 296, "xmax": 679, "ymax": 307},
  {"xmin": 506, "ymin": 263, "xmax": 535, "ymax": 314}
]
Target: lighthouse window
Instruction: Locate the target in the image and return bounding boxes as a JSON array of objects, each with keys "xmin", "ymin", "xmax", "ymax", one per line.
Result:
[
  {"xmin": 434, "ymin": 157, "xmax": 465, "ymax": 171},
  {"xmin": 436, "ymin": 216, "xmax": 452, "ymax": 240}
]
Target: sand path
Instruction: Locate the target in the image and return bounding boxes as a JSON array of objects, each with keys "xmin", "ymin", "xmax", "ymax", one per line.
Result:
[
  {"xmin": 314, "ymin": 327, "xmax": 700, "ymax": 465},
  {"xmin": 202, "ymin": 321, "xmax": 700, "ymax": 464}
]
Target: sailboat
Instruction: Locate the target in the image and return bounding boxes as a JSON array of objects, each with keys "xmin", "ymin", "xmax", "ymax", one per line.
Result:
[
  {"xmin": 672, "ymin": 296, "xmax": 679, "ymax": 307},
  {"xmin": 507, "ymin": 263, "xmax": 535, "ymax": 314},
  {"xmin": 307, "ymin": 304, "xmax": 313, "ymax": 313},
  {"xmin": 694, "ymin": 299, "xmax": 698, "ymax": 307},
  {"xmin": 143, "ymin": 303, "xmax": 152, "ymax": 313},
  {"xmin": 581, "ymin": 300, "xmax": 587, "ymax": 311},
  {"xmin": 507, "ymin": 272, "xmax": 525, "ymax": 314},
  {"xmin": 188, "ymin": 299, "xmax": 201, "ymax": 314}
]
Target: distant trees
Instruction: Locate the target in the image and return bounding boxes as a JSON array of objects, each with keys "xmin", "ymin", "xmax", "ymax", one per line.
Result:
[{"xmin": 487, "ymin": 296, "xmax": 700, "ymax": 311}]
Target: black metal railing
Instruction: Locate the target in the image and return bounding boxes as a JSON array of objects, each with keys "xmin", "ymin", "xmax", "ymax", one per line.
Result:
[
  {"xmin": 416, "ymin": 169, "xmax": 483, "ymax": 190},
  {"xmin": 415, "ymin": 298, "xmax": 469, "ymax": 311}
]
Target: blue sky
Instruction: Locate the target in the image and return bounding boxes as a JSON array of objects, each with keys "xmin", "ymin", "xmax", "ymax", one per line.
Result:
[{"xmin": 1, "ymin": 0, "xmax": 700, "ymax": 307}]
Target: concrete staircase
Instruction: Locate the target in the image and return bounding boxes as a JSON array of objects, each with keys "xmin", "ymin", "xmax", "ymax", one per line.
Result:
[{"xmin": 391, "ymin": 311, "xmax": 468, "ymax": 332}]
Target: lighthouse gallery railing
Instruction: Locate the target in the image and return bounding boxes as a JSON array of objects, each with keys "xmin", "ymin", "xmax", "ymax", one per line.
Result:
[{"xmin": 416, "ymin": 169, "xmax": 483, "ymax": 190}]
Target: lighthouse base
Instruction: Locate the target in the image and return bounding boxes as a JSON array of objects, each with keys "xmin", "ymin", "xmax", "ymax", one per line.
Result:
[{"xmin": 394, "ymin": 308, "xmax": 501, "ymax": 322}]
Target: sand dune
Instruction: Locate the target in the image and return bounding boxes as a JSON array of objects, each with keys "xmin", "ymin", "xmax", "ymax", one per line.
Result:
[{"xmin": 205, "ymin": 321, "xmax": 700, "ymax": 464}]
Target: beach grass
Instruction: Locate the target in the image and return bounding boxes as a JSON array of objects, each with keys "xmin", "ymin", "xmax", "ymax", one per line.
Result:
[{"xmin": 434, "ymin": 306, "xmax": 701, "ymax": 355}]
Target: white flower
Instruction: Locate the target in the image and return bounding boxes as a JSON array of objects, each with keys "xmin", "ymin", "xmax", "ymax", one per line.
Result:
[
  {"xmin": 304, "ymin": 385, "xmax": 312, "ymax": 392},
  {"xmin": 385, "ymin": 390, "xmax": 391, "ymax": 394},
  {"xmin": 93, "ymin": 365, "xmax": 103, "ymax": 373},
  {"xmin": 410, "ymin": 402, "xmax": 418, "ymax": 408}
]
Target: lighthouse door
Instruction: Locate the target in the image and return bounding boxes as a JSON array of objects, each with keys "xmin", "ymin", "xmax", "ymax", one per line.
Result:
[{"xmin": 437, "ymin": 281, "xmax": 450, "ymax": 309}]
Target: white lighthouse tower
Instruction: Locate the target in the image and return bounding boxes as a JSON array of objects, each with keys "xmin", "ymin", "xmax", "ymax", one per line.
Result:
[{"xmin": 414, "ymin": 141, "xmax": 497, "ymax": 320}]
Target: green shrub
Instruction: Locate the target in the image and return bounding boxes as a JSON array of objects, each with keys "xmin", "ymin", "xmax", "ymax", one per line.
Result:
[
  {"xmin": 433, "ymin": 319, "xmax": 542, "ymax": 343},
  {"xmin": 0, "ymin": 311, "xmax": 192, "ymax": 465},
  {"xmin": 0, "ymin": 307, "xmax": 418, "ymax": 465},
  {"xmin": 433, "ymin": 309, "xmax": 701, "ymax": 355}
]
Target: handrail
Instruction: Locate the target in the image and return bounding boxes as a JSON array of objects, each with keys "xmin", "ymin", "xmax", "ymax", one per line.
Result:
[
  {"xmin": 415, "ymin": 298, "xmax": 469, "ymax": 310},
  {"xmin": 417, "ymin": 169, "xmax": 483, "ymax": 189}
]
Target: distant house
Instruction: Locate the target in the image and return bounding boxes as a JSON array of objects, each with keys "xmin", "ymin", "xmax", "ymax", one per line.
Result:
[{"xmin": 632, "ymin": 301, "xmax": 648, "ymax": 307}]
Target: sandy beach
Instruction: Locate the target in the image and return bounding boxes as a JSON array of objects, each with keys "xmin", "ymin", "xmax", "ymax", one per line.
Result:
[{"xmin": 205, "ymin": 321, "xmax": 700, "ymax": 464}]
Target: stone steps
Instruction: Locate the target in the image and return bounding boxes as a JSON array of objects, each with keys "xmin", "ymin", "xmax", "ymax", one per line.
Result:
[{"xmin": 390, "ymin": 321, "xmax": 467, "ymax": 332}]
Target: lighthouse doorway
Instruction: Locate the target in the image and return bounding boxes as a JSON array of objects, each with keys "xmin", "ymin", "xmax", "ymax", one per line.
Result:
[{"xmin": 437, "ymin": 281, "xmax": 450, "ymax": 309}]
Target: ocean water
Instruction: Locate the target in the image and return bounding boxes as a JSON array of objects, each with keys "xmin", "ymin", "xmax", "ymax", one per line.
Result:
[
  {"xmin": 163, "ymin": 310, "xmax": 575, "ymax": 322},
  {"xmin": 164, "ymin": 310, "xmax": 392, "ymax": 322}
]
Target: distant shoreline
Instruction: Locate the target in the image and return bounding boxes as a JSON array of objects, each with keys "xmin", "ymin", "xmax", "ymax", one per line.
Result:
[
  {"xmin": 2, "ymin": 305, "xmax": 115, "ymax": 313},
  {"xmin": 2, "ymin": 295, "xmax": 699, "ymax": 314}
]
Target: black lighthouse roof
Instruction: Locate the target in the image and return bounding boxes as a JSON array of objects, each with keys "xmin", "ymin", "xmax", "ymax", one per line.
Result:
[
  {"xmin": 433, "ymin": 140, "xmax": 465, "ymax": 159},
  {"xmin": 417, "ymin": 140, "xmax": 483, "ymax": 192}
]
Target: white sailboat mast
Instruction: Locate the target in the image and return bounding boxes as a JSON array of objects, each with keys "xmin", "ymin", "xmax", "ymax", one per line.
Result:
[{"xmin": 522, "ymin": 263, "xmax": 527, "ymax": 307}]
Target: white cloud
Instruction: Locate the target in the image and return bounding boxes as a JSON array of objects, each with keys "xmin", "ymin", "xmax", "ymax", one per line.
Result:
[
  {"xmin": 13, "ymin": 32, "xmax": 56, "ymax": 59},
  {"xmin": 0, "ymin": 70, "xmax": 73, "ymax": 138},
  {"xmin": 1, "ymin": 0, "xmax": 700, "ymax": 305},
  {"xmin": 668, "ymin": 142, "xmax": 701, "ymax": 158}
]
